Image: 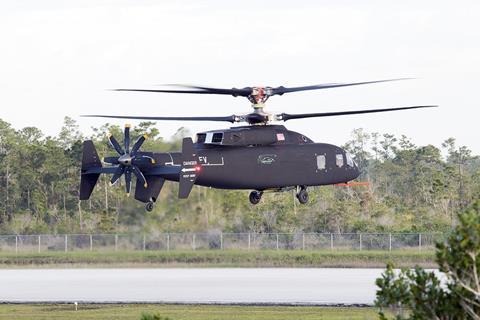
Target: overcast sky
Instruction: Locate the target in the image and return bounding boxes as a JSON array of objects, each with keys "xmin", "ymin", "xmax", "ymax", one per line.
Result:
[{"xmin": 1, "ymin": 0, "xmax": 479, "ymax": 153}]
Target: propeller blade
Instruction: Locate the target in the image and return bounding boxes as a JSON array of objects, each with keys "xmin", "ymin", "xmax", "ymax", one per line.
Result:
[
  {"xmin": 110, "ymin": 166, "xmax": 124, "ymax": 185},
  {"xmin": 271, "ymin": 78, "xmax": 411, "ymax": 96},
  {"xmin": 125, "ymin": 170, "xmax": 132, "ymax": 195},
  {"xmin": 103, "ymin": 156, "xmax": 119, "ymax": 165},
  {"xmin": 108, "ymin": 134, "xmax": 124, "ymax": 155},
  {"xmin": 124, "ymin": 124, "xmax": 130, "ymax": 153},
  {"xmin": 131, "ymin": 134, "xmax": 147, "ymax": 154},
  {"xmin": 131, "ymin": 165, "xmax": 147, "ymax": 188},
  {"xmin": 278, "ymin": 105, "xmax": 438, "ymax": 121},
  {"xmin": 132, "ymin": 155, "xmax": 156, "ymax": 166},
  {"xmin": 82, "ymin": 114, "xmax": 238, "ymax": 123}
]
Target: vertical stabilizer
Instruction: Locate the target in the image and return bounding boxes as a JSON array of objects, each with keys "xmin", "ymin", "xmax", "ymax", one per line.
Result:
[
  {"xmin": 80, "ymin": 140, "xmax": 102, "ymax": 200},
  {"xmin": 178, "ymin": 137, "xmax": 198, "ymax": 199}
]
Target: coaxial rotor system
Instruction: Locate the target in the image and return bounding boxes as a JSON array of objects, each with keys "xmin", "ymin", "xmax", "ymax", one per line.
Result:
[{"xmin": 83, "ymin": 78, "xmax": 437, "ymax": 125}]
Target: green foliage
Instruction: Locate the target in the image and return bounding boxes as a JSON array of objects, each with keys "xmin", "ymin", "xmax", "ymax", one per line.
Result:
[
  {"xmin": 375, "ymin": 200, "xmax": 480, "ymax": 319},
  {"xmin": 0, "ymin": 117, "xmax": 479, "ymax": 234}
]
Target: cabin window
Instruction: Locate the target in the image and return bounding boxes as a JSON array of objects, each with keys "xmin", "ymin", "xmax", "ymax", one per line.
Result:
[
  {"xmin": 336, "ymin": 154, "xmax": 344, "ymax": 167},
  {"xmin": 196, "ymin": 133, "xmax": 206, "ymax": 143},
  {"xmin": 212, "ymin": 132, "xmax": 223, "ymax": 143},
  {"xmin": 346, "ymin": 153, "xmax": 354, "ymax": 167},
  {"xmin": 316, "ymin": 155, "xmax": 326, "ymax": 170}
]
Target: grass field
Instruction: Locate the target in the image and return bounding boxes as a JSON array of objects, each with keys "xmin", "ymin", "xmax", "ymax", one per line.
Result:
[
  {"xmin": 0, "ymin": 304, "xmax": 381, "ymax": 320},
  {"xmin": 0, "ymin": 249, "xmax": 435, "ymax": 268}
]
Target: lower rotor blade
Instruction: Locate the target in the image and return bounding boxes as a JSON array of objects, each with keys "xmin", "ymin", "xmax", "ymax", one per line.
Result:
[
  {"xmin": 131, "ymin": 165, "xmax": 147, "ymax": 188},
  {"xmin": 82, "ymin": 114, "xmax": 238, "ymax": 123},
  {"xmin": 108, "ymin": 134, "xmax": 125, "ymax": 155},
  {"xmin": 110, "ymin": 166, "xmax": 124, "ymax": 185},
  {"xmin": 125, "ymin": 170, "xmax": 132, "ymax": 195},
  {"xmin": 278, "ymin": 105, "xmax": 437, "ymax": 121}
]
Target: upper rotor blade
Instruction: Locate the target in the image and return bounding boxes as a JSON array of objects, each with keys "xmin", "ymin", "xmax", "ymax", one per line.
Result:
[
  {"xmin": 108, "ymin": 134, "xmax": 125, "ymax": 155},
  {"xmin": 83, "ymin": 114, "xmax": 238, "ymax": 123},
  {"xmin": 271, "ymin": 78, "xmax": 411, "ymax": 96},
  {"xmin": 278, "ymin": 105, "xmax": 437, "ymax": 121},
  {"xmin": 114, "ymin": 85, "xmax": 251, "ymax": 97}
]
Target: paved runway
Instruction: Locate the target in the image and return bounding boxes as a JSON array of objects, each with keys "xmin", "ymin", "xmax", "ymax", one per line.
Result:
[{"xmin": 0, "ymin": 268, "xmax": 385, "ymax": 305}]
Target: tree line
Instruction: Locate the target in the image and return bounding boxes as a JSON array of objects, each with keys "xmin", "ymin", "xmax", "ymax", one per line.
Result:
[{"xmin": 0, "ymin": 118, "xmax": 478, "ymax": 235}]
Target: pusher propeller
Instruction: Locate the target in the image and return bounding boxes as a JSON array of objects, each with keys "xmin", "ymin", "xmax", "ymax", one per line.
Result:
[{"xmin": 104, "ymin": 125, "xmax": 152, "ymax": 195}]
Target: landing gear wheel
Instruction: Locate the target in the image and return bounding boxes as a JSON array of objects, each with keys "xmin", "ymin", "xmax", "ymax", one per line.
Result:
[
  {"xmin": 145, "ymin": 201, "xmax": 154, "ymax": 212},
  {"xmin": 249, "ymin": 191, "xmax": 262, "ymax": 205},
  {"xmin": 296, "ymin": 187, "xmax": 309, "ymax": 204}
]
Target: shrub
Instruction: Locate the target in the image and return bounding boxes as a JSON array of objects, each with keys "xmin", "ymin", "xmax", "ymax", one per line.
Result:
[
  {"xmin": 375, "ymin": 200, "xmax": 480, "ymax": 319},
  {"xmin": 140, "ymin": 312, "xmax": 172, "ymax": 320}
]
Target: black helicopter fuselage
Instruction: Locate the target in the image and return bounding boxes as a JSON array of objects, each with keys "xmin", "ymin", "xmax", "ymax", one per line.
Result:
[
  {"xmin": 141, "ymin": 125, "xmax": 360, "ymax": 190},
  {"xmin": 154, "ymin": 144, "xmax": 358, "ymax": 190}
]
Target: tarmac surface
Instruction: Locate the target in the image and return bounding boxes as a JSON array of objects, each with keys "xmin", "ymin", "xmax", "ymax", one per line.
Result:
[{"xmin": 0, "ymin": 268, "xmax": 385, "ymax": 305}]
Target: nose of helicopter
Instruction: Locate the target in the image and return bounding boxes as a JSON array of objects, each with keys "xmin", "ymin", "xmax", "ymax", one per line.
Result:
[{"xmin": 351, "ymin": 162, "xmax": 361, "ymax": 180}]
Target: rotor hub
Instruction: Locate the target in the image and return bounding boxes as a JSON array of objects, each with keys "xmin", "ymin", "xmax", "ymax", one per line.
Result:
[{"xmin": 247, "ymin": 87, "xmax": 273, "ymax": 105}]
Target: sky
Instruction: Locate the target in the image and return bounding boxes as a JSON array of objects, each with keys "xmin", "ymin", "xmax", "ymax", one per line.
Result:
[{"xmin": 1, "ymin": 0, "xmax": 479, "ymax": 153}]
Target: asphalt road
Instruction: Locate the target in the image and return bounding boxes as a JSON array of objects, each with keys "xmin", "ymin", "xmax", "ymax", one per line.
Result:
[{"xmin": 0, "ymin": 268, "xmax": 385, "ymax": 305}]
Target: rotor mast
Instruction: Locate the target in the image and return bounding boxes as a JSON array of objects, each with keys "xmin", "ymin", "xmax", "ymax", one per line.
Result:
[{"xmin": 245, "ymin": 86, "xmax": 275, "ymax": 125}]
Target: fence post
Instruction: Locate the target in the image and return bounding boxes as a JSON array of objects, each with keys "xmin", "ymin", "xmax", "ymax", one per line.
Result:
[
  {"xmin": 167, "ymin": 234, "xmax": 170, "ymax": 251},
  {"xmin": 330, "ymin": 233, "xmax": 334, "ymax": 251},
  {"xmin": 15, "ymin": 235, "xmax": 18, "ymax": 254},
  {"xmin": 65, "ymin": 234, "xmax": 68, "ymax": 253},
  {"xmin": 419, "ymin": 233, "xmax": 422, "ymax": 251},
  {"xmin": 192, "ymin": 233, "xmax": 196, "ymax": 250},
  {"xmin": 248, "ymin": 233, "xmax": 251, "ymax": 250},
  {"xmin": 115, "ymin": 234, "xmax": 118, "ymax": 252},
  {"xmin": 359, "ymin": 233, "xmax": 362, "ymax": 251},
  {"xmin": 276, "ymin": 233, "xmax": 279, "ymax": 250},
  {"xmin": 389, "ymin": 233, "xmax": 392, "ymax": 251},
  {"xmin": 143, "ymin": 234, "xmax": 146, "ymax": 252},
  {"xmin": 302, "ymin": 233, "xmax": 305, "ymax": 250},
  {"xmin": 90, "ymin": 234, "xmax": 93, "ymax": 251},
  {"xmin": 38, "ymin": 235, "xmax": 41, "ymax": 253},
  {"xmin": 220, "ymin": 233, "xmax": 223, "ymax": 250}
]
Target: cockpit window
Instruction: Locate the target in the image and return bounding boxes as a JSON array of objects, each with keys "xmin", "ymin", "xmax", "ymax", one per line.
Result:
[
  {"xmin": 212, "ymin": 132, "xmax": 223, "ymax": 143},
  {"xmin": 336, "ymin": 154, "xmax": 344, "ymax": 167},
  {"xmin": 346, "ymin": 153, "xmax": 354, "ymax": 167},
  {"xmin": 196, "ymin": 133, "xmax": 206, "ymax": 143}
]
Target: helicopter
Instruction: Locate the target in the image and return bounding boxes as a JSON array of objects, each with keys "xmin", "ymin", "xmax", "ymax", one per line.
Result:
[{"xmin": 80, "ymin": 79, "xmax": 436, "ymax": 211}]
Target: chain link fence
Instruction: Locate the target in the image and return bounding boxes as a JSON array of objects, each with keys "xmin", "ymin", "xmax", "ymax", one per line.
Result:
[{"xmin": 0, "ymin": 232, "xmax": 445, "ymax": 253}]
